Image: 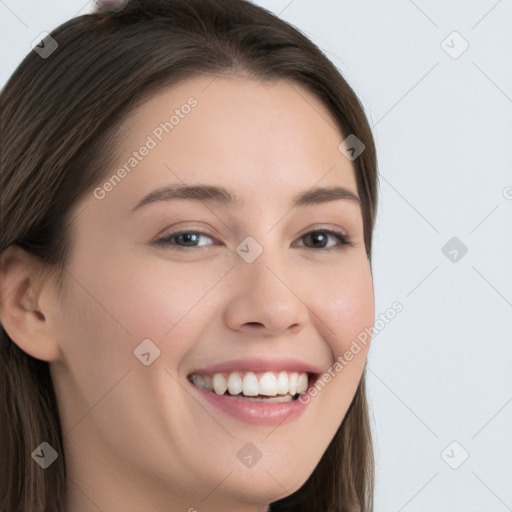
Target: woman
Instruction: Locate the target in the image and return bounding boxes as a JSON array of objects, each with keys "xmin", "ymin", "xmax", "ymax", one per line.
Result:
[{"xmin": 0, "ymin": 0, "xmax": 379, "ymax": 510}]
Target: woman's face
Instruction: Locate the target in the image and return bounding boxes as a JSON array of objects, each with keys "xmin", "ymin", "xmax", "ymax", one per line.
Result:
[{"xmin": 50, "ymin": 75, "xmax": 375, "ymax": 511}]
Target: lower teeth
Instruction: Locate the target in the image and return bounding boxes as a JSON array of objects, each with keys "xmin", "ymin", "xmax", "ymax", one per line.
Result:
[{"xmin": 227, "ymin": 393, "xmax": 296, "ymax": 403}]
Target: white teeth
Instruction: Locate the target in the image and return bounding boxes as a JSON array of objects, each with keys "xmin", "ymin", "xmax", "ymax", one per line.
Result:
[
  {"xmin": 212, "ymin": 373, "xmax": 228, "ymax": 395},
  {"xmin": 289, "ymin": 372, "xmax": 298, "ymax": 395},
  {"xmin": 242, "ymin": 372, "xmax": 259, "ymax": 396},
  {"xmin": 276, "ymin": 371, "xmax": 289, "ymax": 395},
  {"xmin": 233, "ymin": 394, "xmax": 294, "ymax": 403},
  {"xmin": 258, "ymin": 372, "xmax": 278, "ymax": 396},
  {"xmin": 227, "ymin": 372, "xmax": 243, "ymax": 396},
  {"xmin": 297, "ymin": 372, "xmax": 309, "ymax": 393},
  {"xmin": 191, "ymin": 370, "xmax": 311, "ymax": 398}
]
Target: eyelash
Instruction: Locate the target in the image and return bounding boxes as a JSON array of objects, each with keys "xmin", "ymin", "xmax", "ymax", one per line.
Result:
[{"xmin": 153, "ymin": 228, "xmax": 354, "ymax": 252}]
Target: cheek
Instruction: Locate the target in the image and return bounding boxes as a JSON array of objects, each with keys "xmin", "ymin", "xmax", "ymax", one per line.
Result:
[
  {"xmin": 74, "ymin": 248, "xmax": 199, "ymax": 333},
  {"xmin": 304, "ymin": 255, "xmax": 374, "ymax": 405},
  {"xmin": 67, "ymin": 242, "xmax": 373, "ymax": 369},
  {"xmin": 326, "ymin": 260, "xmax": 374, "ymax": 395},
  {"xmin": 83, "ymin": 254, "xmax": 233, "ymax": 374},
  {"xmin": 113, "ymin": 259, "xmax": 229, "ymax": 336},
  {"xmin": 311, "ymin": 255, "xmax": 375, "ymax": 351},
  {"xmin": 54, "ymin": 283, "xmax": 134, "ymax": 430},
  {"xmin": 97, "ymin": 249, "xmax": 375, "ymax": 358}
]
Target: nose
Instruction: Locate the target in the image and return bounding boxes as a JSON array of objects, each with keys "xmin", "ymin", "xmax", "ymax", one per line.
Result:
[{"xmin": 222, "ymin": 243, "xmax": 311, "ymax": 337}]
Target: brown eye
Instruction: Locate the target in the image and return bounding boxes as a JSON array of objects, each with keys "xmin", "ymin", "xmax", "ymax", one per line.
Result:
[
  {"xmin": 153, "ymin": 229, "xmax": 354, "ymax": 252},
  {"xmin": 153, "ymin": 231, "xmax": 216, "ymax": 249},
  {"xmin": 295, "ymin": 229, "xmax": 353, "ymax": 251}
]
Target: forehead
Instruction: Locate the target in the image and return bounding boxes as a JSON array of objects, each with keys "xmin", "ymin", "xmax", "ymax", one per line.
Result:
[{"xmin": 86, "ymin": 74, "xmax": 360, "ymax": 219}]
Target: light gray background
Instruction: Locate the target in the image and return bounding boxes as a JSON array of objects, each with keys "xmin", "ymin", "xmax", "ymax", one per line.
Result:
[{"xmin": 1, "ymin": 1, "xmax": 511, "ymax": 510}]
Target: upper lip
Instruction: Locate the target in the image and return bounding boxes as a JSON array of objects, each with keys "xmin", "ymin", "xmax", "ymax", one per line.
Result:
[{"xmin": 187, "ymin": 356, "xmax": 324, "ymax": 377}]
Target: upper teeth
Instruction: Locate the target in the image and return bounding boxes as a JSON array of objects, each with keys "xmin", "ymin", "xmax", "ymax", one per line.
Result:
[{"xmin": 190, "ymin": 371, "xmax": 309, "ymax": 397}]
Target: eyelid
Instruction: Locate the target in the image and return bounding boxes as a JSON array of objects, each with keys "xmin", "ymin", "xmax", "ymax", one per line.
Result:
[
  {"xmin": 152, "ymin": 224, "xmax": 354, "ymax": 251},
  {"xmin": 152, "ymin": 227, "xmax": 219, "ymax": 248}
]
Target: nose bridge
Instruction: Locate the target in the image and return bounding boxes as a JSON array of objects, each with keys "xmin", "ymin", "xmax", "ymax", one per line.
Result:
[
  {"xmin": 220, "ymin": 202, "xmax": 320, "ymax": 336},
  {"xmin": 235, "ymin": 202, "xmax": 287, "ymax": 263},
  {"xmin": 235, "ymin": 210, "xmax": 307, "ymax": 292},
  {"xmin": 227, "ymin": 229, "xmax": 310, "ymax": 333},
  {"xmin": 236, "ymin": 229, "xmax": 286, "ymax": 284}
]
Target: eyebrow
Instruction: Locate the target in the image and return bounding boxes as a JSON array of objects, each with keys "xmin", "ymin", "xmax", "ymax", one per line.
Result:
[{"xmin": 130, "ymin": 183, "xmax": 361, "ymax": 213}]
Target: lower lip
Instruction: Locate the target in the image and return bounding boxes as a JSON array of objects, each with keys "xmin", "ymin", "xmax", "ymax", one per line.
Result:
[{"xmin": 189, "ymin": 379, "xmax": 313, "ymax": 426}]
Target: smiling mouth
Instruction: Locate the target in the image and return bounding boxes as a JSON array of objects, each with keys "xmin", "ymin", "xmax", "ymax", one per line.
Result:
[{"xmin": 187, "ymin": 370, "xmax": 317, "ymax": 403}]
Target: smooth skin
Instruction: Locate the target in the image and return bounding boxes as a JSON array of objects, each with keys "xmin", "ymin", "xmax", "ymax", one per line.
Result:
[{"xmin": 0, "ymin": 74, "xmax": 375, "ymax": 512}]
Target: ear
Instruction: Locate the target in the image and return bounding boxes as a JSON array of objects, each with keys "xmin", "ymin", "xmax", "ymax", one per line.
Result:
[{"xmin": 0, "ymin": 244, "xmax": 62, "ymax": 362}]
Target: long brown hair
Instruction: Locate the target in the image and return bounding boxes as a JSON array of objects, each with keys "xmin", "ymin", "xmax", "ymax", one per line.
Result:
[{"xmin": 0, "ymin": 1, "xmax": 379, "ymax": 510}]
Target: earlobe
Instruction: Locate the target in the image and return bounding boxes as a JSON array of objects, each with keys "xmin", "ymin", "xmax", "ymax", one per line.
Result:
[{"xmin": 0, "ymin": 245, "xmax": 61, "ymax": 362}]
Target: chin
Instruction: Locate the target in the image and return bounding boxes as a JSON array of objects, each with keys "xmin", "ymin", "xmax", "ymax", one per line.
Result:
[{"xmin": 207, "ymin": 463, "xmax": 311, "ymax": 505}]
